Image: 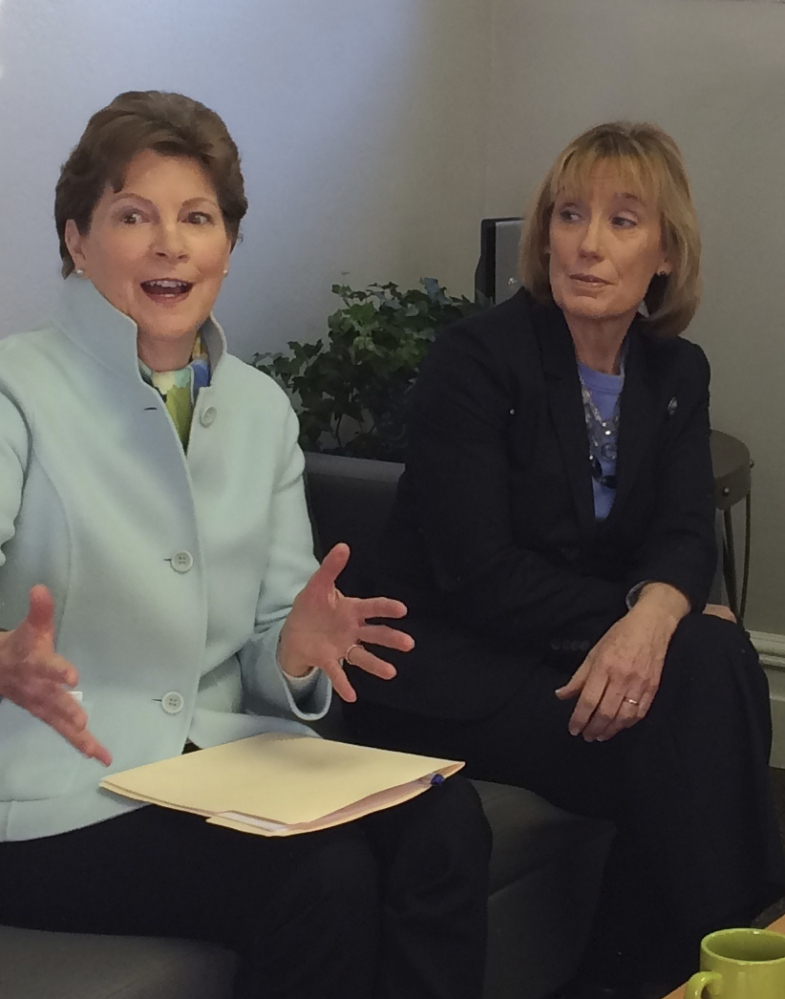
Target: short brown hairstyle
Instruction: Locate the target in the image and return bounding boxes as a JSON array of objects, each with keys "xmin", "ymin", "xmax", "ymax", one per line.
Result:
[
  {"xmin": 519, "ymin": 121, "xmax": 701, "ymax": 338},
  {"xmin": 55, "ymin": 91, "xmax": 248, "ymax": 277}
]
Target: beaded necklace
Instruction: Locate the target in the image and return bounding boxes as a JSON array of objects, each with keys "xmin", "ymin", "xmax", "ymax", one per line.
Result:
[{"xmin": 577, "ymin": 351, "xmax": 625, "ymax": 491}]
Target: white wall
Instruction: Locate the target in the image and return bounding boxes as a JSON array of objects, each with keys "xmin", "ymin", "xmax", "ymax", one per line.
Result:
[
  {"xmin": 484, "ymin": 0, "xmax": 785, "ymax": 635},
  {"xmin": 3, "ymin": 0, "xmax": 785, "ymax": 635},
  {"xmin": 0, "ymin": 0, "xmax": 490, "ymax": 357}
]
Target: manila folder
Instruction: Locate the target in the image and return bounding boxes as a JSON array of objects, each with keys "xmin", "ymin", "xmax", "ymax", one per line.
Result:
[{"xmin": 101, "ymin": 733, "xmax": 464, "ymax": 837}]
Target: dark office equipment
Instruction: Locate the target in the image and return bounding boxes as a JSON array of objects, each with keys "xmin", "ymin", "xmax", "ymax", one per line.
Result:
[{"xmin": 475, "ymin": 217, "xmax": 523, "ymax": 306}]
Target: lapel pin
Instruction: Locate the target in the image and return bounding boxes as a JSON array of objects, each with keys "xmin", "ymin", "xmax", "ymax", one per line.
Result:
[{"xmin": 667, "ymin": 397, "xmax": 677, "ymax": 416}]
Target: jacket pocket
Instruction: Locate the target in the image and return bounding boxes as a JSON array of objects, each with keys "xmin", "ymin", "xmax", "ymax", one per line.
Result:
[{"xmin": 0, "ymin": 697, "xmax": 92, "ymax": 801}]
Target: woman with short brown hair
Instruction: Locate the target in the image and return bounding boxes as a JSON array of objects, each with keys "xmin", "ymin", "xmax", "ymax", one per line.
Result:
[
  {"xmin": 55, "ymin": 89, "xmax": 248, "ymax": 273},
  {"xmin": 0, "ymin": 91, "xmax": 491, "ymax": 999}
]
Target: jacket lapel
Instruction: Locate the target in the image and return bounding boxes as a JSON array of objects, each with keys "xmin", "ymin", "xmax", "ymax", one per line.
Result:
[
  {"xmin": 600, "ymin": 324, "xmax": 658, "ymax": 533},
  {"xmin": 534, "ymin": 304, "xmax": 597, "ymax": 543}
]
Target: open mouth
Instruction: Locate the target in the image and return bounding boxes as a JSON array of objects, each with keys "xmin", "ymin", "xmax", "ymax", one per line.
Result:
[{"xmin": 141, "ymin": 279, "xmax": 193, "ymax": 301}]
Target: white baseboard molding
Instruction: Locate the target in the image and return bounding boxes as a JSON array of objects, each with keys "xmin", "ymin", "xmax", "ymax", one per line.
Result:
[{"xmin": 749, "ymin": 631, "xmax": 785, "ymax": 769}]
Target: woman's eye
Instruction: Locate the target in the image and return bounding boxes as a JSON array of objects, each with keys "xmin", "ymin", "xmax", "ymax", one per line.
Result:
[
  {"xmin": 612, "ymin": 215, "xmax": 637, "ymax": 229},
  {"xmin": 186, "ymin": 211, "xmax": 213, "ymax": 225},
  {"xmin": 119, "ymin": 210, "xmax": 144, "ymax": 225},
  {"xmin": 558, "ymin": 208, "xmax": 580, "ymax": 223}
]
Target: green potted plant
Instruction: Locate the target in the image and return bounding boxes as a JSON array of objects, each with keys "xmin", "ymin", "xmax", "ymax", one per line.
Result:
[{"xmin": 252, "ymin": 278, "xmax": 478, "ymax": 462}]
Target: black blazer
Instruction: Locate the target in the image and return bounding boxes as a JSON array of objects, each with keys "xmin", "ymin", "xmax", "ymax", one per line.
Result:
[{"xmin": 356, "ymin": 289, "xmax": 717, "ymax": 718}]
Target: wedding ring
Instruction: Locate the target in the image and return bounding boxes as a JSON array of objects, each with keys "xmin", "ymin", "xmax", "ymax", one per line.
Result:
[
  {"xmin": 343, "ymin": 643, "xmax": 362, "ymax": 667},
  {"xmin": 623, "ymin": 697, "xmax": 640, "ymax": 706}
]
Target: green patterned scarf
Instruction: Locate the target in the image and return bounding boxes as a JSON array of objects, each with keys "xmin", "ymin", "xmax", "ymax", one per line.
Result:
[{"xmin": 139, "ymin": 335, "xmax": 210, "ymax": 449}]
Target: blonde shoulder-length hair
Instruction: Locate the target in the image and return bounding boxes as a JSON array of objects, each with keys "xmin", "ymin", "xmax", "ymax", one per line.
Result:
[{"xmin": 519, "ymin": 122, "xmax": 701, "ymax": 338}]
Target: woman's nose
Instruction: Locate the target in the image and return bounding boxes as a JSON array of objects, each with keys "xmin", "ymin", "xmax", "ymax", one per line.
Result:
[
  {"xmin": 578, "ymin": 217, "xmax": 604, "ymax": 258},
  {"xmin": 152, "ymin": 222, "xmax": 188, "ymax": 260}
]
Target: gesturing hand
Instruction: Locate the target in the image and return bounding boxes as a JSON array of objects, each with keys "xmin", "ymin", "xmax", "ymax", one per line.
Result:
[
  {"xmin": 0, "ymin": 585, "xmax": 112, "ymax": 765},
  {"xmin": 278, "ymin": 543, "xmax": 413, "ymax": 702}
]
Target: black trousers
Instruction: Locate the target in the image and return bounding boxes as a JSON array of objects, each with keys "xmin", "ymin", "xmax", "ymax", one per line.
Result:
[
  {"xmin": 0, "ymin": 775, "xmax": 490, "ymax": 999},
  {"xmin": 347, "ymin": 615, "xmax": 785, "ymax": 979}
]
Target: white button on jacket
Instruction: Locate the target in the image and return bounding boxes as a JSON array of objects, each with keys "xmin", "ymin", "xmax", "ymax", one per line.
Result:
[
  {"xmin": 161, "ymin": 691, "xmax": 185, "ymax": 715},
  {"xmin": 171, "ymin": 551, "xmax": 193, "ymax": 573}
]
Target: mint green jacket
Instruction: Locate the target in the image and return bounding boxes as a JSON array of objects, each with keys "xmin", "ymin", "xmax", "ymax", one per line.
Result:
[{"xmin": 0, "ymin": 277, "xmax": 330, "ymax": 841}]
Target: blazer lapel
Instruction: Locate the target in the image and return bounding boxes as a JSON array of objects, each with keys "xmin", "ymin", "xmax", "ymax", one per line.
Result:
[
  {"xmin": 534, "ymin": 304, "xmax": 597, "ymax": 543},
  {"xmin": 601, "ymin": 325, "xmax": 658, "ymax": 532}
]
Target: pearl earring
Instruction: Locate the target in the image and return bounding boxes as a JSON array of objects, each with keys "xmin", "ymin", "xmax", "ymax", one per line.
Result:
[
  {"xmin": 223, "ymin": 268, "xmax": 229, "ymax": 276},
  {"xmin": 76, "ymin": 268, "xmax": 84, "ymax": 276}
]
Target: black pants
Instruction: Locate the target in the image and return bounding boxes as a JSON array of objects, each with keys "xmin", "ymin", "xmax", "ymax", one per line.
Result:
[
  {"xmin": 0, "ymin": 775, "xmax": 490, "ymax": 999},
  {"xmin": 347, "ymin": 615, "xmax": 785, "ymax": 981}
]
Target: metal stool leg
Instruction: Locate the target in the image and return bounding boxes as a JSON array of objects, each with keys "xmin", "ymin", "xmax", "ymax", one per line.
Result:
[
  {"xmin": 739, "ymin": 490, "xmax": 751, "ymax": 625},
  {"xmin": 723, "ymin": 507, "xmax": 739, "ymax": 621}
]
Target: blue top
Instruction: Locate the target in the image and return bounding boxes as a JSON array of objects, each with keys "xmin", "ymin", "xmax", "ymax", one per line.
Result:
[{"xmin": 578, "ymin": 362, "xmax": 623, "ymax": 521}]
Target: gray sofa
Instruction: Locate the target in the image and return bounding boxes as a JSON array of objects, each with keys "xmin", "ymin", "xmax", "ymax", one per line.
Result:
[{"xmin": 0, "ymin": 452, "xmax": 614, "ymax": 999}]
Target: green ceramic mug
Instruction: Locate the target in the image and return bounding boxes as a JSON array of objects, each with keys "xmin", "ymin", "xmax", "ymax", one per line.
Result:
[{"xmin": 685, "ymin": 927, "xmax": 785, "ymax": 998}]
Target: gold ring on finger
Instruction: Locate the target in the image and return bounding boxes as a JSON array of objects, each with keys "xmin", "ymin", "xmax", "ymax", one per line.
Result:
[{"xmin": 343, "ymin": 643, "xmax": 363, "ymax": 667}]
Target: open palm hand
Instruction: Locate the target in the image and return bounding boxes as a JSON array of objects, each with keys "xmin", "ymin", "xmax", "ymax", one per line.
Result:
[
  {"xmin": 0, "ymin": 585, "xmax": 111, "ymax": 765},
  {"xmin": 278, "ymin": 544, "xmax": 413, "ymax": 702}
]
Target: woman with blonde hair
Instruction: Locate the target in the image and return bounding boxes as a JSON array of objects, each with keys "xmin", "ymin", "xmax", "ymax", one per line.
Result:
[{"xmin": 347, "ymin": 122, "xmax": 785, "ymax": 998}]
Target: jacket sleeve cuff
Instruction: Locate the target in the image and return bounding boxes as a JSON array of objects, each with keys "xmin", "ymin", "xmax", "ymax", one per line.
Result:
[{"xmin": 281, "ymin": 668, "xmax": 331, "ymax": 719}]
